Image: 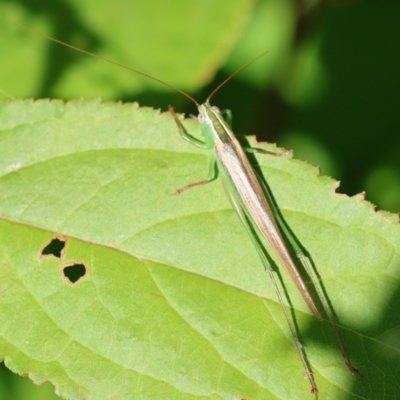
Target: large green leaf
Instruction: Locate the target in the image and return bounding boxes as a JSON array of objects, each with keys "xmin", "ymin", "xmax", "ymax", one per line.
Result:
[{"xmin": 1, "ymin": 99, "xmax": 399, "ymax": 399}]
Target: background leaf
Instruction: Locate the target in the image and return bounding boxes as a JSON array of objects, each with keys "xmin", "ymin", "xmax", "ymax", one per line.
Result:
[
  {"xmin": 2, "ymin": 0, "xmax": 257, "ymax": 99},
  {"xmin": 1, "ymin": 99, "xmax": 400, "ymax": 399}
]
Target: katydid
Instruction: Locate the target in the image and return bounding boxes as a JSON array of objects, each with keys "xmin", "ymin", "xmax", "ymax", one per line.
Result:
[{"xmin": 19, "ymin": 24, "xmax": 359, "ymax": 396}]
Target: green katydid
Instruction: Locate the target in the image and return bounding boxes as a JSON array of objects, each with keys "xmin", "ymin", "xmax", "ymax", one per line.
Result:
[{"xmin": 19, "ymin": 24, "xmax": 359, "ymax": 396}]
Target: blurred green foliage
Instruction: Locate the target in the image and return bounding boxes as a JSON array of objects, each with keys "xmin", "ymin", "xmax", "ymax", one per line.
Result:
[
  {"xmin": 0, "ymin": 362, "xmax": 59, "ymax": 400},
  {"xmin": 1, "ymin": 0, "xmax": 400, "ymax": 397}
]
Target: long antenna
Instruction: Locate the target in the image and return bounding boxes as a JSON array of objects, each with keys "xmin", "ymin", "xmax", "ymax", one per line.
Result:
[
  {"xmin": 207, "ymin": 50, "xmax": 269, "ymax": 102},
  {"xmin": 15, "ymin": 23, "xmax": 200, "ymax": 106},
  {"xmin": 17, "ymin": 24, "xmax": 269, "ymax": 107}
]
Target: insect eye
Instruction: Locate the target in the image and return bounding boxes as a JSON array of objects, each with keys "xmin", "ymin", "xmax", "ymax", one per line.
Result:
[
  {"xmin": 211, "ymin": 106, "xmax": 220, "ymax": 112},
  {"xmin": 198, "ymin": 114, "xmax": 204, "ymax": 123}
]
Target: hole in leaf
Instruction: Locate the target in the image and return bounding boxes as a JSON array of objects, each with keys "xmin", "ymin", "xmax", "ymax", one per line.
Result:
[
  {"xmin": 63, "ymin": 263, "xmax": 86, "ymax": 284},
  {"xmin": 41, "ymin": 237, "xmax": 66, "ymax": 259}
]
